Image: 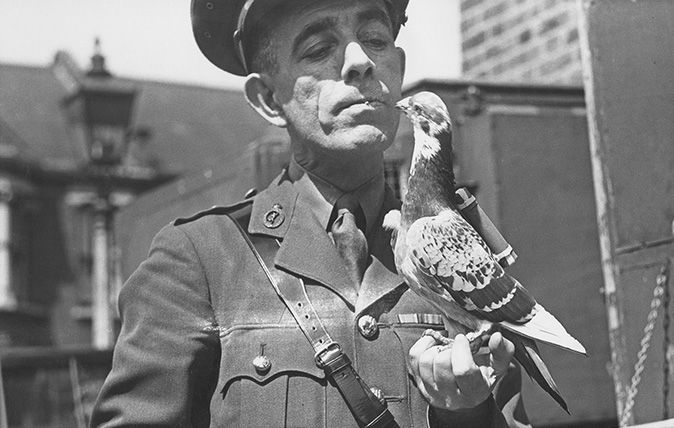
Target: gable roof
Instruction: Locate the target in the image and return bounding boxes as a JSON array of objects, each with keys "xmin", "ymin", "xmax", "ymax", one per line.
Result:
[{"xmin": 0, "ymin": 52, "xmax": 272, "ymax": 178}]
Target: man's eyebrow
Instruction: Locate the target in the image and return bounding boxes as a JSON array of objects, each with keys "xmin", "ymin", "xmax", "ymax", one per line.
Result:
[
  {"xmin": 356, "ymin": 7, "xmax": 393, "ymax": 31},
  {"xmin": 291, "ymin": 17, "xmax": 338, "ymax": 57}
]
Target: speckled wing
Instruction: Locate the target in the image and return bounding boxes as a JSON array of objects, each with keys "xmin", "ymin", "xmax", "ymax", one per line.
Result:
[{"xmin": 405, "ymin": 209, "xmax": 538, "ymax": 325}]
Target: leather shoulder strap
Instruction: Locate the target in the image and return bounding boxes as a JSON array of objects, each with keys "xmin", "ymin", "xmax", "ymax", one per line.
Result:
[
  {"xmin": 225, "ymin": 213, "xmax": 399, "ymax": 428},
  {"xmin": 174, "ymin": 198, "xmax": 253, "ymax": 226}
]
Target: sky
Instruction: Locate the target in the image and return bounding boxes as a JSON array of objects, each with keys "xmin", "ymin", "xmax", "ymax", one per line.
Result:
[{"xmin": 0, "ymin": 0, "xmax": 462, "ymax": 90}]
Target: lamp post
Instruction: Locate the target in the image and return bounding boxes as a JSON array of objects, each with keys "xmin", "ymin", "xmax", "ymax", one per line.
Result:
[{"xmin": 62, "ymin": 39, "xmax": 137, "ymax": 349}]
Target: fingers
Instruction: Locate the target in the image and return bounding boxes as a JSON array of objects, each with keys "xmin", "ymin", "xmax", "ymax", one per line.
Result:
[
  {"xmin": 410, "ymin": 332, "xmax": 500, "ymax": 410},
  {"xmin": 418, "ymin": 344, "xmax": 441, "ymax": 391},
  {"xmin": 432, "ymin": 347, "xmax": 454, "ymax": 392},
  {"xmin": 488, "ymin": 332, "xmax": 515, "ymax": 378},
  {"xmin": 451, "ymin": 335, "xmax": 490, "ymax": 403},
  {"xmin": 409, "ymin": 335, "xmax": 440, "ymax": 399},
  {"xmin": 408, "ymin": 334, "xmax": 438, "ymax": 380},
  {"xmin": 489, "ymin": 332, "xmax": 515, "ymax": 358}
]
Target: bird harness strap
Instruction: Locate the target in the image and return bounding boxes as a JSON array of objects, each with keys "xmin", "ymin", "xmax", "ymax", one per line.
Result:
[{"xmin": 227, "ymin": 214, "xmax": 399, "ymax": 428}]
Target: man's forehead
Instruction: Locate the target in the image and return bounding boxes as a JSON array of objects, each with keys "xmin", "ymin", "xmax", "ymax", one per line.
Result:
[
  {"xmin": 287, "ymin": 4, "xmax": 393, "ymax": 49},
  {"xmin": 297, "ymin": 5, "xmax": 393, "ymax": 31},
  {"xmin": 267, "ymin": 0, "xmax": 393, "ymax": 36}
]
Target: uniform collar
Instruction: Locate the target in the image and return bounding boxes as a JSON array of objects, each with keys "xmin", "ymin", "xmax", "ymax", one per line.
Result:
[
  {"xmin": 354, "ymin": 185, "xmax": 406, "ymax": 316},
  {"xmin": 248, "ymin": 170, "xmax": 405, "ymax": 314},
  {"xmin": 287, "ymin": 156, "xmax": 385, "ymax": 236}
]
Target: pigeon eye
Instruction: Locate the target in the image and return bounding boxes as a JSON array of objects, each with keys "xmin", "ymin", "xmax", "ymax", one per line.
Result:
[{"xmin": 413, "ymin": 104, "xmax": 422, "ymax": 113}]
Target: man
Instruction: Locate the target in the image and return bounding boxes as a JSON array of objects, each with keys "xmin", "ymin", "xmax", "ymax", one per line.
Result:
[{"xmin": 91, "ymin": 0, "xmax": 530, "ymax": 426}]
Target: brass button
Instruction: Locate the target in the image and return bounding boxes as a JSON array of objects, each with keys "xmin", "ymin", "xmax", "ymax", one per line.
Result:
[
  {"xmin": 253, "ymin": 344, "xmax": 271, "ymax": 375},
  {"xmin": 253, "ymin": 355, "xmax": 271, "ymax": 375},
  {"xmin": 263, "ymin": 204, "xmax": 284, "ymax": 229},
  {"xmin": 357, "ymin": 315, "xmax": 378, "ymax": 338}
]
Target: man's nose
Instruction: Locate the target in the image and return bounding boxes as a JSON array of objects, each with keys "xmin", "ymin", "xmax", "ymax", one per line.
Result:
[{"xmin": 341, "ymin": 42, "xmax": 374, "ymax": 82}]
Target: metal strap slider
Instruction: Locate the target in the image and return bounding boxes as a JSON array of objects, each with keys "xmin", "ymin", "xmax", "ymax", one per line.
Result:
[{"xmin": 314, "ymin": 342, "xmax": 343, "ymax": 369}]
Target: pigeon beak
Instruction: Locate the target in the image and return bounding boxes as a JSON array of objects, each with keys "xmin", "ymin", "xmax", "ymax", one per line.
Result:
[{"xmin": 395, "ymin": 98, "xmax": 410, "ymax": 111}]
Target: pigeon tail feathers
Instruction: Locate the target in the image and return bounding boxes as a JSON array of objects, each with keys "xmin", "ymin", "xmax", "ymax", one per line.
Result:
[
  {"xmin": 500, "ymin": 305, "xmax": 587, "ymax": 355},
  {"xmin": 505, "ymin": 332, "xmax": 570, "ymax": 414}
]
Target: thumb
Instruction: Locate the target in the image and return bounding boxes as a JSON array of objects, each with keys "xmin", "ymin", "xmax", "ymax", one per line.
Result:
[{"xmin": 489, "ymin": 332, "xmax": 515, "ymax": 378}]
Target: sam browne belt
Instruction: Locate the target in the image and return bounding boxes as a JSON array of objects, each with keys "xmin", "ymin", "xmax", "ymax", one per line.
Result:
[{"xmin": 229, "ymin": 215, "xmax": 399, "ymax": 428}]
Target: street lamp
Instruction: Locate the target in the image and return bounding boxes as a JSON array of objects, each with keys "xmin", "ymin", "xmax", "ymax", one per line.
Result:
[
  {"xmin": 62, "ymin": 39, "xmax": 137, "ymax": 349},
  {"xmin": 63, "ymin": 39, "xmax": 137, "ymax": 168}
]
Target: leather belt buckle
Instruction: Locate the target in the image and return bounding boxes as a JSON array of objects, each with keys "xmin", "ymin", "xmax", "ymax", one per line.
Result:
[{"xmin": 314, "ymin": 342, "xmax": 342, "ymax": 369}]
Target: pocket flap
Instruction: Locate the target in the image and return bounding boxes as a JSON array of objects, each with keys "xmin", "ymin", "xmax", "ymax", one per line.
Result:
[{"xmin": 220, "ymin": 325, "xmax": 326, "ymax": 386}]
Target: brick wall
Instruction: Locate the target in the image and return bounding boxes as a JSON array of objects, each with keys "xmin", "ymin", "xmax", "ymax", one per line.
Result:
[{"xmin": 460, "ymin": 0, "xmax": 582, "ymax": 85}]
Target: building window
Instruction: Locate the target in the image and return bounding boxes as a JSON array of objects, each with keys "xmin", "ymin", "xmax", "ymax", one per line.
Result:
[
  {"xmin": 10, "ymin": 198, "xmax": 33, "ymax": 304},
  {"xmin": 64, "ymin": 189, "xmax": 133, "ymax": 339},
  {"xmin": 0, "ymin": 177, "xmax": 35, "ymax": 311},
  {"xmin": 64, "ymin": 190, "xmax": 99, "ymax": 310},
  {"xmin": 0, "ymin": 181, "xmax": 14, "ymax": 308},
  {"xmin": 74, "ymin": 205, "xmax": 94, "ymax": 304}
]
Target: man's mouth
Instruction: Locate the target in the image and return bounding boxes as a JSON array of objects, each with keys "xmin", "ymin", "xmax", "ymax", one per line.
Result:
[{"xmin": 335, "ymin": 97, "xmax": 384, "ymax": 112}]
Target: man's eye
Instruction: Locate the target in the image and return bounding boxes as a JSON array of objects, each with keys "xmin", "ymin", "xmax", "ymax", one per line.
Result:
[
  {"xmin": 303, "ymin": 44, "xmax": 333, "ymax": 61},
  {"xmin": 363, "ymin": 37, "xmax": 388, "ymax": 50}
]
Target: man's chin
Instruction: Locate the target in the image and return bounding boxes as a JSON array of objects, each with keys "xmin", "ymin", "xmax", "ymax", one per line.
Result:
[{"xmin": 329, "ymin": 124, "xmax": 395, "ymax": 151}]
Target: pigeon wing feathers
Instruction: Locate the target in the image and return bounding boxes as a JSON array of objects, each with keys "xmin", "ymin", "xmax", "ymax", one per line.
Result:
[
  {"xmin": 400, "ymin": 256, "xmax": 487, "ymax": 332},
  {"xmin": 405, "ymin": 211, "xmax": 538, "ymax": 325},
  {"xmin": 405, "ymin": 211, "xmax": 587, "ymax": 355}
]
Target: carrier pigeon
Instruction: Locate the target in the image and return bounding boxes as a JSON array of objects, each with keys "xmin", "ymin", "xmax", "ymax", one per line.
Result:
[{"xmin": 384, "ymin": 91, "xmax": 586, "ymax": 412}]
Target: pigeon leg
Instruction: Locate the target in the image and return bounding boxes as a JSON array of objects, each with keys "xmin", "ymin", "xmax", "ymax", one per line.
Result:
[
  {"xmin": 422, "ymin": 325, "xmax": 493, "ymax": 355},
  {"xmin": 465, "ymin": 322, "xmax": 493, "ymax": 344},
  {"xmin": 422, "ymin": 328, "xmax": 453, "ymax": 346}
]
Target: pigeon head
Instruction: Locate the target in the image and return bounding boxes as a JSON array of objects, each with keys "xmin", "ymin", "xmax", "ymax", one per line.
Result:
[{"xmin": 396, "ymin": 91, "xmax": 452, "ymax": 138}]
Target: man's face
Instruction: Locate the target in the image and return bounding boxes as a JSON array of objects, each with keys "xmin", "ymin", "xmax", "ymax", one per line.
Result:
[{"xmin": 265, "ymin": 0, "xmax": 405, "ymax": 160}]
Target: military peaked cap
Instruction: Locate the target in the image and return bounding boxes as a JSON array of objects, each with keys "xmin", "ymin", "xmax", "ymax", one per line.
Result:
[{"xmin": 191, "ymin": 0, "xmax": 409, "ymax": 76}]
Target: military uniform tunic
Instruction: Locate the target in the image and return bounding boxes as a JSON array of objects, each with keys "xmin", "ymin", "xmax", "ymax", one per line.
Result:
[{"xmin": 91, "ymin": 172, "xmax": 528, "ymax": 427}]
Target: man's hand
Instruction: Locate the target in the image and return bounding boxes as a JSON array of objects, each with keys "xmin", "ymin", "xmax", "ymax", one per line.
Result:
[{"xmin": 408, "ymin": 332, "xmax": 515, "ymax": 411}]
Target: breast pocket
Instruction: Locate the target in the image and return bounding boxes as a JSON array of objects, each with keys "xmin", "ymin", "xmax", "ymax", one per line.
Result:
[
  {"xmin": 376, "ymin": 311, "xmax": 470, "ymax": 427},
  {"xmin": 213, "ymin": 324, "xmax": 329, "ymax": 428}
]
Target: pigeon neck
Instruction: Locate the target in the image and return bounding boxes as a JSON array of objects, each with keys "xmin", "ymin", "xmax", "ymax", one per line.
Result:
[{"xmin": 403, "ymin": 131, "xmax": 456, "ymax": 222}]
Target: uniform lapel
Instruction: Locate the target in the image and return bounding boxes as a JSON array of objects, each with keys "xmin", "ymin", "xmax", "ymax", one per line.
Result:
[
  {"xmin": 354, "ymin": 187, "xmax": 406, "ymax": 316},
  {"xmin": 248, "ymin": 174, "xmax": 358, "ymax": 307}
]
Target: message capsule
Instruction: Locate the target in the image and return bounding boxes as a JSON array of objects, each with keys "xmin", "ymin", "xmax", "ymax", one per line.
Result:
[{"xmin": 454, "ymin": 188, "xmax": 518, "ymax": 268}]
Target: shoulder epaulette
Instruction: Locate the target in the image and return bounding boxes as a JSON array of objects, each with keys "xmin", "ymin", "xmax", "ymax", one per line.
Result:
[{"xmin": 174, "ymin": 198, "xmax": 253, "ymax": 226}]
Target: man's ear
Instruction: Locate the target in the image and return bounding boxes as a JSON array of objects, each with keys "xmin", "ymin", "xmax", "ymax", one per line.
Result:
[
  {"xmin": 244, "ymin": 73, "xmax": 288, "ymax": 128},
  {"xmin": 396, "ymin": 46, "xmax": 406, "ymax": 81}
]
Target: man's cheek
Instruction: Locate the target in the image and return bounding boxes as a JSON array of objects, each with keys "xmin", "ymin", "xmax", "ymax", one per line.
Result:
[{"xmin": 292, "ymin": 76, "xmax": 320, "ymax": 101}]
